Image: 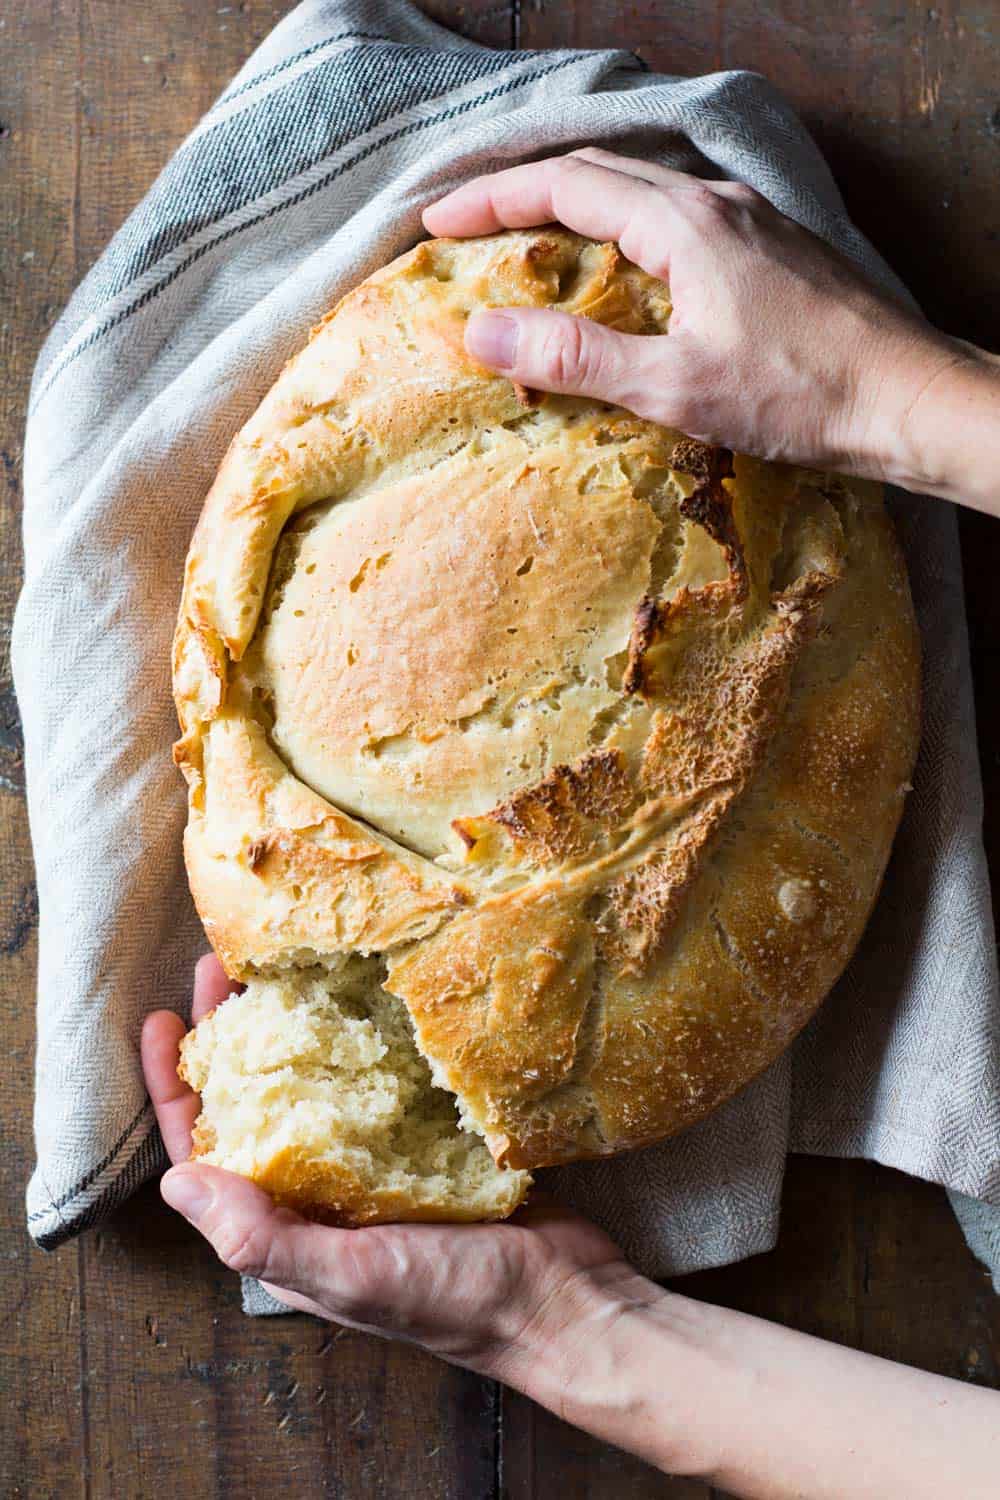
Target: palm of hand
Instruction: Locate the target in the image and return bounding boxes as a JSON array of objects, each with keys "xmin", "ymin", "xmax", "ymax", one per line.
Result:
[
  {"xmin": 287, "ymin": 1204, "xmax": 625, "ymax": 1366},
  {"xmin": 141, "ymin": 954, "xmax": 629, "ymax": 1367}
]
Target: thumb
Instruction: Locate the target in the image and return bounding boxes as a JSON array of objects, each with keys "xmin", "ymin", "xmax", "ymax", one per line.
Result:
[
  {"xmin": 465, "ymin": 306, "xmax": 672, "ymax": 416},
  {"xmin": 161, "ymin": 1163, "xmax": 365, "ymax": 1313}
]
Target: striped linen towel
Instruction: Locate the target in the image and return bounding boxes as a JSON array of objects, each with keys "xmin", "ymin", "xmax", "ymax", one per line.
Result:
[{"xmin": 15, "ymin": 0, "xmax": 1000, "ymax": 1314}]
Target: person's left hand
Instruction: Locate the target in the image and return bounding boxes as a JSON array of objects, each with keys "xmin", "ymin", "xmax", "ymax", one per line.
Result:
[{"xmin": 141, "ymin": 957, "xmax": 657, "ymax": 1382}]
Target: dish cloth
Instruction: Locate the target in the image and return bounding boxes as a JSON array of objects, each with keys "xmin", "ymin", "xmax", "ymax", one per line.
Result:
[{"xmin": 15, "ymin": 0, "xmax": 1000, "ymax": 1318}]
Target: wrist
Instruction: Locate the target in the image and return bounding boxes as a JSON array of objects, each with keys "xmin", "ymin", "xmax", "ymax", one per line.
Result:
[
  {"xmin": 490, "ymin": 1267, "xmax": 724, "ymax": 1478},
  {"xmin": 849, "ymin": 323, "xmax": 955, "ymax": 480},
  {"xmin": 863, "ymin": 333, "xmax": 1000, "ymax": 510},
  {"xmin": 479, "ymin": 1260, "xmax": 1000, "ymax": 1500}
]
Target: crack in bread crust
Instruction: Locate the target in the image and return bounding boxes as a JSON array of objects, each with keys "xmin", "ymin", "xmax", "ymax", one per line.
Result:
[{"xmin": 173, "ymin": 227, "xmax": 921, "ymax": 1194}]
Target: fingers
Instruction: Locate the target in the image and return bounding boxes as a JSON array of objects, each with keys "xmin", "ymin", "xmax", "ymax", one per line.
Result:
[
  {"xmin": 141, "ymin": 1010, "xmax": 201, "ymax": 1165},
  {"xmin": 142, "ymin": 954, "xmax": 238, "ymax": 1165},
  {"xmin": 568, "ymin": 146, "xmax": 696, "ymax": 190},
  {"xmin": 423, "ymin": 155, "xmax": 678, "ymax": 278},
  {"xmin": 162, "ymin": 1165, "xmax": 308, "ymax": 1285},
  {"xmin": 193, "ymin": 951, "xmax": 238, "ymax": 1022},
  {"xmin": 423, "ymin": 152, "xmax": 764, "ymax": 279},
  {"xmin": 465, "ymin": 306, "xmax": 679, "ymax": 420},
  {"xmin": 160, "ymin": 1164, "xmax": 395, "ymax": 1321},
  {"xmin": 569, "ymin": 146, "xmax": 763, "ymax": 204}
]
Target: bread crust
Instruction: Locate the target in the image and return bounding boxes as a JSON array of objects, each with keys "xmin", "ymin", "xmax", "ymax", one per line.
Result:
[
  {"xmin": 174, "ymin": 229, "xmax": 920, "ymax": 1207},
  {"xmin": 242, "ymin": 1146, "xmax": 525, "ymax": 1227}
]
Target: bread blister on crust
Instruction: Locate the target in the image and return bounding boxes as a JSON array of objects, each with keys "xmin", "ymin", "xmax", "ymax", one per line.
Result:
[{"xmin": 173, "ymin": 229, "xmax": 920, "ymax": 1221}]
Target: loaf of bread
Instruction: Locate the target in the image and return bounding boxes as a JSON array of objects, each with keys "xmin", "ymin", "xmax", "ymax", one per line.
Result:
[{"xmin": 173, "ymin": 228, "xmax": 920, "ymax": 1225}]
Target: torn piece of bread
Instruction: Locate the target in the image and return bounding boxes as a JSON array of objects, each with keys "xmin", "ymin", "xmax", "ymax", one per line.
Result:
[
  {"xmin": 179, "ymin": 958, "xmax": 529, "ymax": 1224},
  {"xmin": 173, "ymin": 227, "xmax": 920, "ymax": 1224}
]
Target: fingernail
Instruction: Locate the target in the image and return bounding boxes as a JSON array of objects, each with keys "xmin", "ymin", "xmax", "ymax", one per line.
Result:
[
  {"xmin": 162, "ymin": 1169, "xmax": 213, "ymax": 1224},
  {"xmin": 465, "ymin": 310, "xmax": 519, "ymax": 370}
]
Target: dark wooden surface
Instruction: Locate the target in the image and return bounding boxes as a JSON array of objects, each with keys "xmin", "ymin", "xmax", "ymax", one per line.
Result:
[{"xmin": 2, "ymin": 3, "xmax": 999, "ymax": 1496}]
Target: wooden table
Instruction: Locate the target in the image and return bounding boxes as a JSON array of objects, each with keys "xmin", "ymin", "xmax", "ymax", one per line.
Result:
[{"xmin": 3, "ymin": 3, "xmax": 999, "ymax": 1495}]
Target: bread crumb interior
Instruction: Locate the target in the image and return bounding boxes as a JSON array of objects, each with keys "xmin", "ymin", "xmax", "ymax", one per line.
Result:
[{"xmin": 180, "ymin": 957, "xmax": 528, "ymax": 1219}]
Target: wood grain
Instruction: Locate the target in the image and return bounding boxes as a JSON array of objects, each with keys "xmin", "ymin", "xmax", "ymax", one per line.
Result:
[{"xmin": 1, "ymin": 2, "xmax": 998, "ymax": 1497}]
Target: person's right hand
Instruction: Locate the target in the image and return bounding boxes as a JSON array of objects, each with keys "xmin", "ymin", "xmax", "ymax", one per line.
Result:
[{"xmin": 423, "ymin": 149, "xmax": 977, "ymax": 489}]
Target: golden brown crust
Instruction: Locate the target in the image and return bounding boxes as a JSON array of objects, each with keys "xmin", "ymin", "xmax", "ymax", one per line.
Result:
[
  {"xmin": 177, "ymin": 706, "xmax": 468, "ymax": 978},
  {"xmin": 174, "ymin": 228, "xmax": 920, "ymax": 1212},
  {"xmin": 246, "ymin": 1146, "xmax": 526, "ymax": 1228}
]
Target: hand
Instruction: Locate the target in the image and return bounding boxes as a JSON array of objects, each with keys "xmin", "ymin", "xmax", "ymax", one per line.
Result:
[
  {"xmin": 142, "ymin": 958, "xmax": 1000, "ymax": 1496},
  {"xmin": 423, "ymin": 149, "xmax": 982, "ymax": 492},
  {"xmin": 141, "ymin": 956, "xmax": 660, "ymax": 1382}
]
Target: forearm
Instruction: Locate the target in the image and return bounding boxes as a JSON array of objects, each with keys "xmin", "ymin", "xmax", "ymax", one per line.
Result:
[
  {"xmin": 867, "ymin": 336, "xmax": 1000, "ymax": 515},
  {"xmin": 500, "ymin": 1275, "xmax": 1000, "ymax": 1497}
]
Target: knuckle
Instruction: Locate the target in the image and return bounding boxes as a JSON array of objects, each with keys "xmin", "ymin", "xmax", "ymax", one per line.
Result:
[
  {"xmin": 213, "ymin": 1218, "xmax": 277, "ymax": 1280},
  {"xmin": 682, "ymin": 182, "xmax": 722, "ymax": 215},
  {"xmin": 539, "ymin": 316, "xmax": 591, "ymax": 387}
]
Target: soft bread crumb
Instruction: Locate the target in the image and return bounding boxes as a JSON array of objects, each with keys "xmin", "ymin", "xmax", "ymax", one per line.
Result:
[{"xmin": 179, "ymin": 957, "xmax": 530, "ymax": 1224}]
